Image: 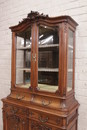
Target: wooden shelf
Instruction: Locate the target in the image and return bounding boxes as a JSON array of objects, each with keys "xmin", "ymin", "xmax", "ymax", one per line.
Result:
[
  {"xmin": 38, "ymin": 68, "xmax": 59, "ymax": 72},
  {"xmin": 17, "ymin": 46, "xmax": 31, "ymax": 50},
  {"xmin": 17, "ymin": 44, "xmax": 59, "ymax": 51},
  {"xmin": 39, "ymin": 44, "xmax": 59, "ymax": 48},
  {"xmin": 17, "ymin": 68, "xmax": 31, "ymax": 72},
  {"xmin": 16, "ymin": 68, "xmax": 73, "ymax": 73},
  {"xmin": 17, "ymin": 67, "xmax": 59, "ymax": 72}
]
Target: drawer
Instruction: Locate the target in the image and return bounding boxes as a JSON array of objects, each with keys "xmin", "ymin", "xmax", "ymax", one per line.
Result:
[
  {"xmin": 31, "ymin": 120, "xmax": 52, "ymax": 130},
  {"xmin": 30, "ymin": 120, "xmax": 62, "ymax": 130},
  {"xmin": 29, "ymin": 110, "xmax": 63, "ymax": 126},
  {"xmin": 3, "ymin": 103, "xmax": 29, "ymax": 116}
]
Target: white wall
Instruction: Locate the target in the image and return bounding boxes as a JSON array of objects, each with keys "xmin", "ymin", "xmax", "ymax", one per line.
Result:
[{"xmin": 0, "ymin": 0, "xmax": 87, "ymax": 130}]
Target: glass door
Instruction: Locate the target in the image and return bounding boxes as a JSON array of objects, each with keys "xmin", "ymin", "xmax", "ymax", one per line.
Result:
[
  {"xmin": 38, "ymin": 25, "xmax": 59, "ymax": 92},
  {"xmin": 67, "ymin": 28, "xmax": 74, "ymax": 92},
  {"xmin": 16, "ymin": 27, "xmax": 31, "ymax": 88}
]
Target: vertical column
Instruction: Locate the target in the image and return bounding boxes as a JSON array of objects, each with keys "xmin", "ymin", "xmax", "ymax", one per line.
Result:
[
  {"xmin": 58, "ymin": 22, "xmax": 68, "ymax": 96},
  {"xmin": 23, "ymin": 34, "xmax": 26, "ymax": 84},
  {"xmin": 63, "ymin": 22, "xmax": 68, "ymax": 96},
  {"xmin": 73, "ymin": 31, "xmax": 75, "ymax": 92},
  {"xmin": 31, "ymin": 23, "xmax": 38, "ymax": 89},
  {"xmin": 11, "ymin": 32, "xmax": 16, "ymax": 88}
]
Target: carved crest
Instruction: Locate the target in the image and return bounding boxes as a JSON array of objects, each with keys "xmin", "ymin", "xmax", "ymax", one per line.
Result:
[
  {"xmin": 19, "ymin": 11, "xmax": 49, "ymax": 24},
  {"xmin": 27, "ymin": 11, "xmax": 48, "ymax": 19}
]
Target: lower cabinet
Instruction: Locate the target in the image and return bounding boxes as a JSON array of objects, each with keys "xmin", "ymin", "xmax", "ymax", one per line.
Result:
[
  {"xmin": 2, "ymin": 102, "xmax": 78, "ymax": 130},
  {"xmin": 4, "ymin": 114, "xmax": 78, "ymax": 130}
]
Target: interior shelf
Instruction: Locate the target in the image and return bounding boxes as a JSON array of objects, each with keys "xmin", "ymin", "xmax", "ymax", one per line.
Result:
[
  {"xmin": 38, "ymin": 68, "xmax": 59, "ymax": 72},
  {"xmin": 17, "ymin": 46, "xmax": 31, "ymax": 50},
  {"xmin": 17, "ymin": 68, "xmax": 73, "ymax": 73},
  {"xmin": 17, "ymin": 68, "xmax": 31, "ymax": 72},
  {"xmin": 17, "ymin": 68, "xmax": 59, "ymax": 72},
  {"xmin": 39, "ymin": 44, "xmax": 59, "ymax": 48},
  {"xmin": 17, "ymin": 44, "xmax": 59, "ymax": 51}
]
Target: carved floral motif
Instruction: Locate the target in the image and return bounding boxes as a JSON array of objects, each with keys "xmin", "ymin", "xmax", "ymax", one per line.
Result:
[{"xmin": 3, "ymin": 104, "xmax": 29, "ymax": 116}]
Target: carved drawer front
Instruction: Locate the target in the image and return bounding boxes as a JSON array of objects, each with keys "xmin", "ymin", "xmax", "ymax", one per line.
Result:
[
  {"xmin": 30, "ymin": 120, "xmax": 62, "ymax": 130},
  {"xmin": 31, "ymin": 120, "xmax": 52, "ymax": 130},
  {"xmin": 29, "ymin": 110, "xmax": 63, "ymax": 126},
  {"xmin": 4, "ymin": 104, "xmax": 29, "ymax": 116}
]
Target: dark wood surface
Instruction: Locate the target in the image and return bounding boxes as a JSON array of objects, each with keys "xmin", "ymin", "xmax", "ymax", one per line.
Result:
[{"xmin": 2, "ymin": 11, "xmax": 79, "ymax": 130}]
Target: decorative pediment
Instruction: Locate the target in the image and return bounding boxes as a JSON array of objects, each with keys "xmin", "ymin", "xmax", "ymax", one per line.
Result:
[
  {"xmin": 10, "ymin": 11, "xmax": 78, "ymax": 32},
  {"xmin": 19, "ymin": 11, "xmax": 49, "ymax": 24},
  {"xmin": 27, "ymin": 11, "xmax": 49, "ymax": 19},
  {"xmin": 10, "ymin": 11, "xmax": 49, "ymax": 31}
]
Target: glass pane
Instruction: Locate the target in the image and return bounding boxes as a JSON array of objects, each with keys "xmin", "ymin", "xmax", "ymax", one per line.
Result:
[
  {"xmin": 38, "ymin": 26, "xmax": 59, "ymax": 92},
  {"xmin": 67, "ymin": 29, "xmax": 74, "ymax": 91},
  {"xmin": 16, "ymin": 27, "xmax": 31, "ymax": 88}
]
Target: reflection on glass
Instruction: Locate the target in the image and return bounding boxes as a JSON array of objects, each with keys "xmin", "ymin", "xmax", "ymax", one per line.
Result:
[
  {"xmin": 16, "ymin": 27, "xmax": 31, "ymax": 88},
  {"xmin": 67, "ymin": 29, "xmax": 74, "ymax": 91},
  {"xmin": 17, "ymin": 28, "xmax": 31, "ymax": 48},
  {"xmin": 38, "ymin": 26, "xmax": 59, "ymax": 92}
]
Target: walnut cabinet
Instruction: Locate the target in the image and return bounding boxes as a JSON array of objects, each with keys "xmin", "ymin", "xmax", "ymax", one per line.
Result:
[{"xmin": 2, "ymin": 11, "xmax": 79, "ymax": 130}]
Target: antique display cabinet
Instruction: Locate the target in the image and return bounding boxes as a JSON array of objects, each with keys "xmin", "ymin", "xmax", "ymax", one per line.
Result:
[{"xmin": 2, "ymin": 11, "xmax": 79, "ymax": 130}]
